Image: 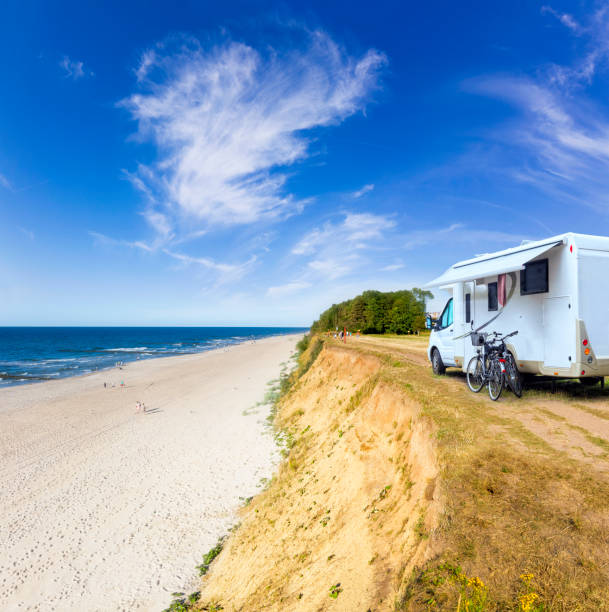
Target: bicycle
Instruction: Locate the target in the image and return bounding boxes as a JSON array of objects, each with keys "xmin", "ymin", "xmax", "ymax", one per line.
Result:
[{"xmin": 466, "ymin": 331, "xmax": 521, "ymax": 400}]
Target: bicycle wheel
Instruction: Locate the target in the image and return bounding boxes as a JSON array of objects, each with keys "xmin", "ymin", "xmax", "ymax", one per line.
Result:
[
  {"xmin": 488, "ymin": 360, "xmax": 503, "ymax": 401},
  {"xmin": 505, "ymin": 355, "xmax": 523, "ymax": 397},
  {"xmin": 466, "ymin": 356, "xmax": 484, "ymax": 392}
]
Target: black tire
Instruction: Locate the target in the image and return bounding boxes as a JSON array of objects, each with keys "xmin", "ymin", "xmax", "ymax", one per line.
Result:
[
  {"xmin": 466, "ymin": 356, "xmax": 484, "ymax": 393},
  {"xmin": 488, "ymin": 361, "xmax": 503, "ymax": 401},
  {"xmin": 431, "ymin": 348, "xmax": 446, "ymax": 375},
  {"xmin": 580, "ymin": 377, "xmax": 602, "ymax": 387},
  {"xmin": 505, "ymin": 354, "xmax": 523, "ymax": 398}
]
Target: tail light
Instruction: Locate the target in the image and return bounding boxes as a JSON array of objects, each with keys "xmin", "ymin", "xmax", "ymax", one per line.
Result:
[{"xmin": 581, "ymin": 370, "xmax": 586, "ymax": 375}]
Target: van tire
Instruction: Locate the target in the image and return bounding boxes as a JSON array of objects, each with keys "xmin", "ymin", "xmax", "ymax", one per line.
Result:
[
  {"xmin": 580, "ymin": 377, "xmax": 602, "ymax": 387},
  {"xmin": 431, "ymin": 348, "xmax": 446, "ymax": 375}
]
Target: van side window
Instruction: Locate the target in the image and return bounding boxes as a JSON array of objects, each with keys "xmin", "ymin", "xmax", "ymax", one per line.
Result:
[
  {"xmin": 465, "ymin": 293, "xmax": 471, "ymax": 323},
  {"xmin": 488, "ymin": 282, "xmax": 498, "ymax": 311},
  {"xmin": 521, "ymin": 258, "xmax": 549, "ymax": 295},
  {"xmin": 439, "ymin": 298, "xmax": 453, "ymax": 328}
]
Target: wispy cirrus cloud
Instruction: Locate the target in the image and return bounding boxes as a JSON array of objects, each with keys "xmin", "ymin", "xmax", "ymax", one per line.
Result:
[
  {"xmin": 163, "ymin": 249, "xmax": 256, "ymax": 284},
  {"xmin": 462, "ymin": 5, "xmax": 609, "ymax": 212},
  {"xmin": 351, "ymin": 183, "xmax": 374, "ymax": 198},
  {"xmin": 292, "ymin": 212, "xmax": 395, "ymax": 256},
  {"xmin": 381, "ymin": 262, "xmax": 404, "ymax": 272},
  {"xmin": 267, "ymin": 281, "xmax": 312, "ymax": 297},
  {"xmin": 541, "ymin": 5, "xmax": 582, "ymax": 34},
  {"xmin": 18, "ymin": 227, "xmax": 35, "ymax": 240},
  {"xmin": 89, "ymin": 231, "xmax": 153, "ymax": 252},
  {"xmin": 0, "ymin": 173, "xmax": 12, "ymax": 190},
  {"xmin": 89, "ymin": 230, "xmax": 253, "ymax": 285},
  {"xmin": 275, "ymin": 211, "xmax": 396, "ymax": 293},
  {"xmin": 59, "ymin": 56, "xmax": 93, "ymax": 80},
  {"xmin": 121, "ymin": 30, "xmax": 386, "ymax": 234}
]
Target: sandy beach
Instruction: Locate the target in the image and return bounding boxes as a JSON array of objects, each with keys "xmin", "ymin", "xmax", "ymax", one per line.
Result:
[{"xmin": 0, "ymin": 333, "xmax": 300, "ymax": 611}]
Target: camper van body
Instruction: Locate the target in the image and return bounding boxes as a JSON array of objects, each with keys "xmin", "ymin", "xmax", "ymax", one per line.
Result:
[{"xmin": 426, "ymin": 233, "xmax": 609, "ymax": 379}]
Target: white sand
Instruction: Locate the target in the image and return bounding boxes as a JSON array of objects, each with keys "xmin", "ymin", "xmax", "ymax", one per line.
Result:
[{"xmin": 0, "ymin": 334, "xmax": 300, "ymax": 611}]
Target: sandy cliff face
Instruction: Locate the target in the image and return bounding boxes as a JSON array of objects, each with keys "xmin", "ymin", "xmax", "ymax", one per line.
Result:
[
  {"xmin": 194, "ymin": 335, "xmax": 609, "ymax": 611},
  {"xmin": 198, "ymin": 343, "xmax": 439, "ymax": 611}
]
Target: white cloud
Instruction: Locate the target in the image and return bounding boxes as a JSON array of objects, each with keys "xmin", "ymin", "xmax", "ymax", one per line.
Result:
[
  {"xmin": 18, "ymin": 227, "xmax": 35, "ymax": 240},
  {"xmin": 0, "ymin": 173, "xmax": 11, "ymax": 190},
  {"xmin": 267, "ymin": 281, "xmax": 312, "ymax": 297},
  {"xmin": 463, "ymin": 7, "xmax": 609, "ymax": 212},
  {"xmin": 351, "ymin": 183, "xmax": 374, "ymax": 198},
  {"xmin": 163, "ymin": 249, "xmax": 256, "ymax": 285},
  {"xmin": 381, "ymin": 263, "xmax": 404, "ymax": 271},
  {"xmin": 308, "ymin": 258, "xmax": 354, "ymax": 280},
  {"xmin": 143, "ymin": 209, "xmax": 173, "ymax": 241},
  {"xmin": 89, "ymin": 231, "xmax": 153, "ymax": 252},
  {"xmin": 343, "ymin": 212, "xmax": 395, "ymax": 240},
  {"xmin": 59, "ymin": 56, "xmax": 92, "ymax": 80},
  {"xmin": 89, "ymin": 230, "xmax": 254, "ymax": 285},
  {"xmin": 282, "ymin": 211, "xmax": 395, "ymax": 291},
  {"xmin": 121, "ymin": 31, "xmax": 386, "ymax": 231},
  {"xmin": 541, "ymin": 6, "xmax": 582, "ymax": 33},
  {"xmin": 292, "ymin": 211, "xmax": 394, "ymax": 255}
]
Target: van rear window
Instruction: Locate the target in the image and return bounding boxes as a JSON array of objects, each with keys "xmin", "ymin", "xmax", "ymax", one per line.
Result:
[
  {"xmin": 488, "ymin": 282, "xmax": 498, "ymax": 311},
  {"xmin": 521, "ymin": 259, "xmax": 548, "ymax": 295}
]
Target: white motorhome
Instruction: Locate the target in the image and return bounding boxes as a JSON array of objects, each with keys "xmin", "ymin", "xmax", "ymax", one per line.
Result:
[{"xmin": 426, "ymin": 233, "xmax": 609, "ymax": 382}]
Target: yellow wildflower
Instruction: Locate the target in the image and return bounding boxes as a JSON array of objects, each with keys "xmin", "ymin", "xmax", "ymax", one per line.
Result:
[
  {"xmin": 519, "ymin": 592, "xmax": 539, "ymax": 611},
  {"xmin": 467, "ymin": 576, "xmax": 485, "ymax": 589},
  {"xmin": 519, "ymin": 572, "xmax": 534, "ymax": 583}
]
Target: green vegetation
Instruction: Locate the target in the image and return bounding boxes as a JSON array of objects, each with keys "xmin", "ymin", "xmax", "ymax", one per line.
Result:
[
  {"xmin": 162, "ymin": 591, "xmax": 203, "ymax": 612},
  {"xmin": 196, "ymin": 538, "xmax": 225, "ymax": 576},
  {"xmin": 310, "ymin": 288, "xmax": 433, "ymax": 334}
]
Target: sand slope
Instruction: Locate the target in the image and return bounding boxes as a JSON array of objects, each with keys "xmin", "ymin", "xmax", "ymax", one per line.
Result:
[{"xmin": 0, "ymin": 334, "xmax": 299, "ymax": 611}]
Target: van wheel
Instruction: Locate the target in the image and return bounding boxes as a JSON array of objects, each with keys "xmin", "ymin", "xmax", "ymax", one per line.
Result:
[
  {"xmin": 431, "ymin": 349, "xmax": 446, "ymax": 375},
  {"xmin": 580, "ymin": 377, "xmax": 602, "ymax": 387}
]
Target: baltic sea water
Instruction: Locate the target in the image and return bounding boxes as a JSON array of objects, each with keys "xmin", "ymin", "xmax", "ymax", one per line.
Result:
[{"xmin": 0, "ymin": 327, "xmax": 307, "ymax": 387}]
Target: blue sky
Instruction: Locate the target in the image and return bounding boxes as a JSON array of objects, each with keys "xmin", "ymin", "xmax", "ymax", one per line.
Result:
[{"xmin": 2, "ymin": 1, "xmax": 609, "ymax": 325}]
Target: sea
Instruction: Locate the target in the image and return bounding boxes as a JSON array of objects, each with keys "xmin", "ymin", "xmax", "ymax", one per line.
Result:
[{"xmin": 0, "ymin": 327, "xmax": 308, "ymax": 388}]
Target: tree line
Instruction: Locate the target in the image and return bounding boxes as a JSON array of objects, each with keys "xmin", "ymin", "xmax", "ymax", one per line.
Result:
[{"xmin": 310, "ymin": 288, "xmax": 433, "ymax": 335}]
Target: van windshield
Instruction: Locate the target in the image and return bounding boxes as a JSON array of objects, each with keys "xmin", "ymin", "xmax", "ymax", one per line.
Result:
[{"xmin": 440, "ymin": 298, "xmax": 453, "ymax": 328}]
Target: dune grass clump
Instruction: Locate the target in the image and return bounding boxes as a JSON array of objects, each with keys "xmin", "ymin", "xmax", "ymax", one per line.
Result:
[
  {"xmin": 162, "ymin": 591, "xmax": 202, "ymax": 612},
  {"xmin": 296, "ymin": 334, "xmax": 311, "ymax": 354},
  {"xmin": 196, "ymin": 538, "xmax": 226, "ymax": 576}
]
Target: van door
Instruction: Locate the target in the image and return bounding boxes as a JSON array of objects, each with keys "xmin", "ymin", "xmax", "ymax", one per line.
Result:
[
  {"xmin": 543, "ymin": 296, "xmax": 574, "ymax": 368},
  {"xmin": 436, "ymin": 298, "xmax": 455, "ymax": 365}
]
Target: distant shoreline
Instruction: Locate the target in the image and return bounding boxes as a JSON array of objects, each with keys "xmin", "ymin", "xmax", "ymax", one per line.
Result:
[{"xmin": 0, "ymin": 327, "xmax": 308, "ymax": 389}]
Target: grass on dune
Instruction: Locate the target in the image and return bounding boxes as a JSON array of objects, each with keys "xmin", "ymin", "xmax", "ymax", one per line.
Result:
[{"xmin": 346, "ymin": 336, "xmax": 609, "ymax": 611}]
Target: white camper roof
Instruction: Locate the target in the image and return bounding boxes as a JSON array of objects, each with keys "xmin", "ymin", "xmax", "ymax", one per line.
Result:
[{"xmin": 426, "ymin": 235, "xmax": 566, "ymax": 287}]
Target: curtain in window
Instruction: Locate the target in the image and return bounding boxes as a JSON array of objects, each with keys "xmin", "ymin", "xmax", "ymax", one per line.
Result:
[{"xmin": 498, "ymin": 273, "xmax": 506, "ymax": 307}]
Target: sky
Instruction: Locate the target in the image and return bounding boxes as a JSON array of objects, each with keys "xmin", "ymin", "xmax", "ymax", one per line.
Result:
[{"xmin": 2, "ymin": 0, "xmax": 609, "ymax": 325}]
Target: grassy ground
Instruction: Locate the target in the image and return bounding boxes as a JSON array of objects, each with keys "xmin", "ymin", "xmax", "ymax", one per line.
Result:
[
  {"xmin": 191, "ymin": 334, "xmax": 609, "ymax": 611},
  {"xmin": 352, "ymin": 335, "xmax": 609, "ymax": 610}
]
